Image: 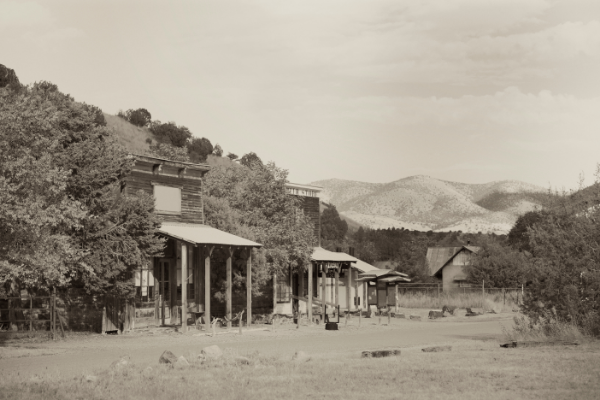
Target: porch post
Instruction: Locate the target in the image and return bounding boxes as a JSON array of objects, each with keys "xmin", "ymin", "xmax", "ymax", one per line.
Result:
[
  {"xmin": 246, "ymin": 249, "xmax": 252, "ymax": 327},
  {"xmin": 226, "ymin": 247, "xmax": 234, "ymax": 329},
  {"xmin": 299, "ymin": 267, "xmax": 305, "ymax": 315},
  {"xmin": 346, "ymin": 265, "xmax": 351, "ymax": 311},
  {"xmin": 321, "ymin": 266, "xmax": 326, "ymax": 318},
  {"xmin": 307, "ymin": 263, "xmax": 313, "ymax": 324},
  {"xmin": 395, "ymin": 283, "xmax": 399, "ymax": 314},
  {"xmin": 204, "ymin": 246, "xmax": 214, "ymax": 331},
  {"xmin": 197, "ymin": 247, "xmax": 205, "ymax": 313},
  {"xmin": 334, "ymin": 267, "xmax": 339, "ymax": 311},
  {"xmin": 273, "ymin": 273, "xmax": 277, "ymax": 314},
  {"xmin": 181, "ymin": 242, "xmax": 188, "ymax": 332}
]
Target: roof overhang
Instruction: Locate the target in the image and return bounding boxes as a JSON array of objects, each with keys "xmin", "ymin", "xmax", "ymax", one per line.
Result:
[
  {"xmin": 311, "ymin": 247, "xmax": 357, "ymax": 263},
  {"xmin": 159, "ymin": 222, "xmax": 262, "ymax": 248}
]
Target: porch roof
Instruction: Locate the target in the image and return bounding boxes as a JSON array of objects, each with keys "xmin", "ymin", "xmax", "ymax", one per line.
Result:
[
  {"xmin": 353, "ymin": 259, "xmax": 379, "ymax": 273},
  {"xmin": 158, "ymin": 222, "xmax": 262, "ymax": 248},
  {"xmin": 311, "ymin": 247, "xmax": 357, "ymax": 263}
]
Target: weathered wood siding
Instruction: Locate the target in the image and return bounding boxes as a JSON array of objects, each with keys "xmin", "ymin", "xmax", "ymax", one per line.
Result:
[
  {"xmin": 297, "ymin": 196, "xmax": 320, "ymax": 241},
  {"xmin": 124, "ymin": 159, "xmax": 205, "ymax": 224}
]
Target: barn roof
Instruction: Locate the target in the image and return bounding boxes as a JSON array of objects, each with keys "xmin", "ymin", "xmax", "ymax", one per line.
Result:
[{"xmin": 426, "ymin": 246, "xmax": 481, "ymax": 277}]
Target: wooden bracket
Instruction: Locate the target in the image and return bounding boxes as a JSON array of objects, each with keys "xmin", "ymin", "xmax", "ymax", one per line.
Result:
[{"xmin": 152, "ymin": 164, "xmax": 163, "ymax": 175}]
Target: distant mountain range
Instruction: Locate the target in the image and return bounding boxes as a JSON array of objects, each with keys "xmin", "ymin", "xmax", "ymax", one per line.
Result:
[{"xmin": 310, "ymin": 176, "xmax": 549, "ymax": 234}]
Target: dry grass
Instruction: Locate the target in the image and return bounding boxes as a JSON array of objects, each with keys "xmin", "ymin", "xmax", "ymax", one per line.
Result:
[
  {"xmin": 2, "ymin": 341, "xmax": 599, "ymax": 400},
  {"xmin": 397, "ymin": 291, "xmax": 518, "ymax": 313},
  {"xmin": 104, "ymin": 113, "xmax": 155, "ymax": 154},
  {"xmin": 503, "ymin": 315, "xmax": 589, "ymax": 343}
]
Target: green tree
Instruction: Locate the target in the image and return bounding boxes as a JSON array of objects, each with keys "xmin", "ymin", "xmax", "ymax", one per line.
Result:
[
  {"xmin": 203, "ymin": 161, "xmax": 314, "ymax": 297},
  {"xmin": 148, "ymin": 142, "xmax": 190, "ymax": 162},
  {"xmin": 0, "ymin": 82, "xmax": 163, "ymax": 297},
  {"xmin": 149, "ymin": 121, "xmax": 191, "ymax": 147},
  {"xmin": 321, "ymin": 204, "xmax": 348, "ymax": 242},
  {"xmin": 226, "ymin": 152, "xmax": 238, "ymax": 161},
  {"xmin": 212, "ymin": 144, "xmax": 223, "ymax": 157},
  {"xmin": 187, "ymin": 137, "xmax": 213, "ymax": 163},
  {"xmin": 240, "ymin": 152, "xmax": 263, "ymax": 169}
]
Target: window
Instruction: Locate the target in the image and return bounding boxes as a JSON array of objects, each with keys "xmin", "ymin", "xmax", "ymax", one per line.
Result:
[
  {"xmin": 135, "ymin": 263, "xmax": 155, "ymax": 302},
  {"xmin": 276, "ymin": 269, "xmax": 291, "ymax": 303},
  {"xmin": 153, "ymin": 185, "xmax": 181, "ymax": 213}
]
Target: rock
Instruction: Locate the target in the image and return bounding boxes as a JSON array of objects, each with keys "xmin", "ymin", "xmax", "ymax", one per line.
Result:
[
  {"xmin": 361, "ymin": 349, "xmax": 401, "ymax": 358},
  {"xmin": 292, "ymin": 351, "xmax": 311, "ymax": 362},
  {"xmin": 235, "ymin": 356, "xmax": 251, "ymax": 365},
  {"xmin": 409, "ymin": 315, "xmax": 421, "ymax": 321},
  {"xmin": 428, "ymin": 310, "xmax": 443, "ymax": 319},
  {"xmin": 110, "ymin": 356, "xmax": 130, "ymax": 371},
  {"xmin": 175, "ymin": 356, "xmax": 190, "ymax": 368},
  {"xmin": 201, "ymin": 345, "xmax": 223, "ymax": 360},
  {"xmin": 442, "ymin": 305, "xmax": 457, "ymax": 316},
  {"xmin": 159, "ymin": 350, "xmax": 178, "ymax": 364},
  {"xmin": 85, "ymin": 375, "xmax": 98, "ymax": 383},
  {"xmin": 422, "ymin": 346, "xmax": 452, "ymax": 352}
]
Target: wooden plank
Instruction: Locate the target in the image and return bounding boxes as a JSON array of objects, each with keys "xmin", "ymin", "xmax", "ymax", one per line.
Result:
[
  {"xmin": 307, "ymin": 263, "xmax": 313, "ymax": 324},
  {"xmin": 171, "ymin": 244, "xmax": 180, "ymax": 325},
  {"xmin": 346, "ymin": 266, "xmax": 351, "ymax": 311},
  {"xmin": 246, "ymin": 249, "xmax": 252, "ymax": 327},
  {"xmin": 226, "ymin": 247, "xmax": 233, "ymax": 329},
  {"xmin": 299, "ymin": 268, "xmax": 305, "ymax": 315},
  {"xmin": 181, "ymin": 243, "xmax": 188, "ymax": 332},
  {"xmin": 204, "ymin": 246, "xmax": 214, "ymax": 332}
]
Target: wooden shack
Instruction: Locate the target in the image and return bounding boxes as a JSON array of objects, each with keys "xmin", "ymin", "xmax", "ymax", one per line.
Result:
[
  {"xmin": 123, "ymin": 155, "xmax": 262, "ymax": 332},
  {"xmin": 426, "ymin": 245, "xmax": 480, "ymax": 292}
]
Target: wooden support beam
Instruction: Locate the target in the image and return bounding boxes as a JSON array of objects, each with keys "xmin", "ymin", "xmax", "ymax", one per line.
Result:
[
  {"xmin": 170, "ymin": 244, "xmax": 180, "ymax": 325},
  {"xmin": 334, "ymin": 268, "xmax": 339, "ymax": 310},
  {"xmin": 161, "ymin": 261, "xmax": 165, "ymax": 326},
  {"xmin": 246, "ymin": 249, "xmax": 252, "ymax": 328},
  {"xmin": 321, "ymin": 267, "xmax": 326, "ymax": 318},
  {"xmin": 204, "ymin": 246, "xmax": 214, "ymax": 332},
  {"xmin": 181, "ymin": 242, "xmax": 188, "ymax": 332},
  {"xmin": 226, "ymin": 246, "xmax": 234, "ymax": 329},
  {"xmin": 307, "ymin": 263, "xmax": 313, "ymax": 324},
  {"xmin": 354, "ymin": 270, "xmax": 359, "ymax": 312},
  {"xmin": 273, "ymin": 272, "xmax": 277, "ymax": 315},
  {"xmin": 395, "ymin": 284, "xmax": 399, "ymax": 314},
  {"xmin": 299, "ymin": 267, "xmax": 305, "ymax": 316},
  {"xmin": 197, "ymin": 247, "xmax": 204, "ymax": 313},
  {"xmin": 346, "ymin": 265, "xmax": 351, "ymax": 311}
]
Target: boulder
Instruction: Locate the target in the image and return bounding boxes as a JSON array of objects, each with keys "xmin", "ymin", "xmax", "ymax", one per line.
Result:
[
  {"xmin": 110, "ymin": 356, "xmax": 130, "ymax": 371},
  {"xmin": 175, "ymin": 356, "xmax": 190, "ymax": 368},
  {"xmin": 442, "ymin": 305, "xmax": 457, "ymax": 316},
  {"xmin": 159, "ymin": 350, "xmax": 178, "ymax": 364},
  {"xmin": 234, "ymin": 356, "xmax": 251, "ymax": 365},
  {"xmin": 428, "ymin": 310, "xmax": 444, "ymax": 319},
  {"xmin": 292, "ymin": 351, "xmax": 311, "ymax": 362},
  {"xmin": 201, "ymin": 345, "xmax": 223, "ymax": 360},
  {"xmin": 361, "ymin": 349, "xmax": 401, "ymax": 358},
  {"xmin": 422, "ymin": 346, "xmax": 452, "ymax": 352}
]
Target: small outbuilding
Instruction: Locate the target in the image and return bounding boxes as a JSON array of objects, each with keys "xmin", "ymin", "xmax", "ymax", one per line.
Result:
[{"xmin": 426, "ymin": 245, "xmax": 480, "ymax": 292}]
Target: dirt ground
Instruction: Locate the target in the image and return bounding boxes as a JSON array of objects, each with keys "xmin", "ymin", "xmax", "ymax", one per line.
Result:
[{"xmin": 0, "ymin": 309, "xmax": 513, "ymax": 378}]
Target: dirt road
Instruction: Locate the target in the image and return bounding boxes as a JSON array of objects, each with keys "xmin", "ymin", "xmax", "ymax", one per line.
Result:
[{"xmin": 0, "ymin": 314, "xmax": 512, "ymax": 378}]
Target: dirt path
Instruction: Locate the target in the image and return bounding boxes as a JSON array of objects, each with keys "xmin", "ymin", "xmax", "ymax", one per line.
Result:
[{"xmin": 0, "ymin": 314, "xmax": 512, "ymax": 378}]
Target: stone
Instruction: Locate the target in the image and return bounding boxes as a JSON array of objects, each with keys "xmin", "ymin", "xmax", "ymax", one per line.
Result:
[
  {"xmin": 235, "ymin": 356, "xmax": 251, "ymax": 365},
  {"xmin": 361, "ymin": 349, "xmax": 401, "ymax": 358},
  {"xmin": 201, "ymin": 345, "xmax": 223, "ymax": 360},
  {"xmin": 159, "ymin": 350, "xmax": 178, "ymax": 364},
  {"xmin": 428, "ymin": 310, "xmax": 444, "ymax": 319},
  {"xmin": 85, "ymin": 375, "xmax": 98, "ymax": 383},
  {"xmin": 422, "ymin": 346, "xmax": 452, "ymax": 352},
  {"xmin": 292, "ymin": 351, "xmax": 311, "ymax": 362},
  {"xmin": 175, "ymin": 356, "xmax": 190, "ymax": 368},
  {"xmin": 110, "ymin": 356, "xmax": 130, "ymax": 371},
  {"xmin": 409, "ymin": 315, "xmax": 421, "ymax": 321},
  {"xmin": 442, "ymin": 305, "xmax": 457, "ymax": 316}
]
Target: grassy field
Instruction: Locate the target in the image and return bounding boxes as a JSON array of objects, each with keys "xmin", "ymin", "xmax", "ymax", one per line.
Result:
[
  {"xmin": 2, "ymin": 339, "xmax": 598, "ymax": 400},
  {"xmin": 104, "ymin": 113, "xmax": 155, "ymax": 154},
  {"xmin": 396, "ymin": 290, "xmax": 519, "ymax": 312}
]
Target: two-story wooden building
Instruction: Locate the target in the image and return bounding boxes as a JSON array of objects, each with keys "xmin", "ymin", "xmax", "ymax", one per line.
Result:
[
  {"xmin": 426, "ymin": 245, "xmax": 480, "ymax": 292},
  {"xmin": 123, "ymin": 155, "xmax": 262, "ymax": 332}
]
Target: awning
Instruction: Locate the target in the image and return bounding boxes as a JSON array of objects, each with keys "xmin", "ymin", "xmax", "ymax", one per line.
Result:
[
  {"xmin": 159, "ymin": 222, "xmax": 262, "ymax": 247},
  {"xmin": 311, "ymin": 247, "xmax": 357, "ymax": 263}
]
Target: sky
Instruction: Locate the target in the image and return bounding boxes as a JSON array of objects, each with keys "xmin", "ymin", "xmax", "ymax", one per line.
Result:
[{"xmin": 2, "ymin": 0, "xmax": 600, "ymax": 189}]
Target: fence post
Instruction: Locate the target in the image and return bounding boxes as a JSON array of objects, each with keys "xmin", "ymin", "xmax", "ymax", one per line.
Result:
[
  {"xmin": 482, "ymin": 280, "xmax": 485, "ymax": 309},
  {"xmin": 29, "ymin": 296, "xmax": 33, "ymax": 332}
]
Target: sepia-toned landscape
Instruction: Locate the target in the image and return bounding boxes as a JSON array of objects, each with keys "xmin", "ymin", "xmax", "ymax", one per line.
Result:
[{"xmin": 2, "ymin": 1, "xmax": 600, "ymax": 399}]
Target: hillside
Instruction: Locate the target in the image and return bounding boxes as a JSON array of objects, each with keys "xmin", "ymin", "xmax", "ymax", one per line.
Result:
[
  {"xmin": 310, "ymin": 176, "xmax": 547, "ymax": 234},
  {"xmin": 104, "ymin": 113, "xmax": 156, "ymax": 154}
]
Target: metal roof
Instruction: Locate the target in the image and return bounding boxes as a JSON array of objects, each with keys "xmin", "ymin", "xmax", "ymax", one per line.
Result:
[
  {"xmin": 358, "ymin": 269, "xmax": 409, "ymax": 278},
  {"xmin": 159, "ymin": 222, "xmax": 262, "ymax": 248},
  {"xmin": 311, "ymin": 247, "xmax": 357, "ymax": 263},
  {"xmin": 426, "ymin": 246, "xmax": 480, "ymax": 277},
  {"xmin": 353, "ymin": 259, "xmax": 379, "ymax": 273},
  {"xmin": 379, "ymin": 276, "xmax": 412, "ymax": 283}
]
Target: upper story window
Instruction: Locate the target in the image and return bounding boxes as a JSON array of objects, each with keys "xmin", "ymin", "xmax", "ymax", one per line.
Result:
[{"xmin": 153, "ymin": 185, "xmax": 181, "ymax": 213}]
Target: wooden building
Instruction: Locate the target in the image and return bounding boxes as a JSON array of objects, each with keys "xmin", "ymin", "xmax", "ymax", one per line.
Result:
[
  {"xmin": 426, "ymin": 245, "xmax": 480, "ymax": 292},
  {"xmin": 123, "ymin": 155, "xmax": 262, "ymax": 332}
]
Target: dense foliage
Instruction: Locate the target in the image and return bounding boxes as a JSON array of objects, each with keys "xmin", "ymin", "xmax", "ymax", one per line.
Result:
[
  {"xmin": 203, "ymin": 159, "xmax": 315, "ymax": 297},
  {"xmin": 320, "ymin": 204, "xmax": 348, "ymax": 242},
  {"xmin": 118, "ymin": 108, "xmax": 152, "ymax": 127},
  {"xmin": 0, "ymin": 82, "xmax": 164, "ymax": 297}
]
